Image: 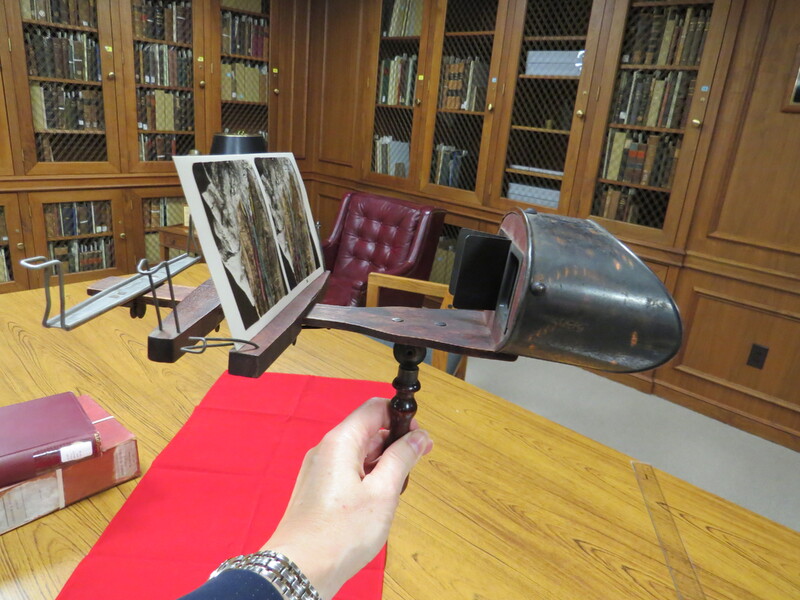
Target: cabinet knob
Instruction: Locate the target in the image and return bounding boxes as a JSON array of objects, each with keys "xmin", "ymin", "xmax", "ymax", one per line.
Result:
[
  {"xmin": 273, "ymin": 88, "xmax": 280, "ymax": 95},
  {"xmin": 691, "ymin": 118, "xmax": 702, "ymax": 128},
  {"xmin": 415, "ymin": 98, "xmax": 421, "ymax": 106},
  {"xmin": 16, "ymin": 242, "xmax": 24, "ymax": 250},
  {"xmin": 107, "ymin": 72, "xmax": 116, "ymax": 80},
  {"xmin": 119, "ymin": 232, "xmax": 127, "ymax": 240},
  {"xmin": 199, "ymin": 80, "xmax": 206, "ymax": 88},
  {"xmin": 576, "ymin": 109, "xmax": 585, "ymax": 118}
]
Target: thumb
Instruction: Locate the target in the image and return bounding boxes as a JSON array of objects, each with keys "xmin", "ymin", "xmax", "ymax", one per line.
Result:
[{"xmin": 369, "ymin": 429, "xmax": 433, "ymax": 493}]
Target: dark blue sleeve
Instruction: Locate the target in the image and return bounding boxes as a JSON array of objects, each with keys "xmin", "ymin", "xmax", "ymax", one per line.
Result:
[{"xmin": 177, "ymin": 569, "xmax": 284, "ymax": 600}]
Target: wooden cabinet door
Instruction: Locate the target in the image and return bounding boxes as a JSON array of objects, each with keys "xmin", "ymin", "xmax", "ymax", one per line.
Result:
[
  {"xmin": 417, "ymin": 0, "xmax": 512, "ymax": 205},
  {"xmin": 487, "ymin": 0, "xmax": 608, "ymax": 216},
  {"xmin": 2, "ymin": 0, "xmax": 125, "ymax": 175},
  {"xmin": 26, "ymin": 188, "xmax": 129, "ymax": 287},
  {"xmin": 573, "ymin": 0, "xmax": 736, "ymax": 249},
  {"xmin": 205, "ymin": 0, "xmax": 272, "ymax": 152},
  {"xmin": 0, "ymin": 194, "xmax": 31, "ymax": 292},
  {"xmin": 361, "ymin": 0, "xmax": 432, "ymax": 191},
  {"xmin": 126, "ymin": 186, "xmax": 188, "ymax": 266},
  {"xmin": 116, "ymin": 0, "xmax": 208, "ymax": 171}
]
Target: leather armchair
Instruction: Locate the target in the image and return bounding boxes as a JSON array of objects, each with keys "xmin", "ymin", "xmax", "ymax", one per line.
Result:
[{"xmin": 320, "ymin": 192, "xmax": 446, "ymax": 306}]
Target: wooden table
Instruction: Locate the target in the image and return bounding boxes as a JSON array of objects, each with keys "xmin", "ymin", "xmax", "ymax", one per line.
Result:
[
  {"xmin": 0, "ymin": 266, "xmax": 797, "ymax": 600},
  {"xmin": 158, "ymin": 225, "xmax": 199, "ymax": 261}
]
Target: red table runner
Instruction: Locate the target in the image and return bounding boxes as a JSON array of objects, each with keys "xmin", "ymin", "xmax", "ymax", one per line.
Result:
[{"xmin": 57, "ymin": 372, "xmax": 393, "ymax": 600}]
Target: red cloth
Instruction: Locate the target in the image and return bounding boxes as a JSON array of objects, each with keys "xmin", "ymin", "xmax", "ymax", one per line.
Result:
[{"xmin": 57, "ymin": 372, "xmax": 394, "ymax": 600}]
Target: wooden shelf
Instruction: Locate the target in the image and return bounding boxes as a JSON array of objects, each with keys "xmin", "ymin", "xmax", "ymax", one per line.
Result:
[
  {"xmin": 597, "ymin": 178, "xmax": 671, "ymax": 193},
  {"xmin": 34, "ymin": 129, "xmax": 106, "ymax": 135},
  {"xmin": 21, "ymin": 19, "xmax": 97, "ymax": 33},
  {"xmin": 222, "ymin": 52, "xmax": 269, "ymax": 62},
  {"xmin": 511, "ymin": 125, "xmax": 570, "ymax": 135},
  {"xmin": 619, "ymin": 64, "xmax": 700, "ymax": 71},
  {"xmin": 133, "ymin": 36, "xmax": 192, "ymax": 49},
  {"xmin": 136, "ymin": 83, "xmax": 193, "ymax": 92},
  {"xmin": 137, "ymin": 129, "xmax": 195, "ymax": 135},
  {"xmin": 608, "ymin": 122, "xmax": 686, "ymax": 134},
  {"xmin": 518, "ymin": 74, "xmax": 581, "ymax": 81},
  {"xmin": 29, "ymin": 76, "xmax": 102, "ymax": 86},
  {"xmin": 45, "ymin": 232, "xmax": 112, "ymax": 242},
  {"xmin": 506, "ymin": 167, "xmax": 564, "ymax": 181}
]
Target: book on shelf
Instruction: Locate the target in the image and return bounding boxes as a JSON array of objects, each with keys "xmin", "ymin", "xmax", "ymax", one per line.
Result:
[
  {"xmin": 0, "ymin": 392, "xmax": 101, "ymax": 489},
  {"xmin": 605, "ymin": 130, "xmax": 627, "ymax": 180},
  {"xmin": 0, "ymin": 212, "xmax": 7, "ymax": 242},
  {"xmin": 386, "ymin": 0, "xmax": 422, "ymax": 37},
  {"xmin": 525, "ymin": 50, "xmax": 584, "ymax": 76},
  {"xmin": 673, "ymin": 7, "xmax": 693, "ymax": 67},
  {"xmin": 0, "ymin": 247, "xmax": 9, "ymax": 283},
  {"xmin": 434, "ymin": 144, "xmax": 467, "ymax": 187},
  {"xmin": 644, "ymin": 9, "xmax": 666, "ymax": 65},
  {"xmin": 373, "ymin": 136, "xmax": 410, "ymax": 177},
  {"xmin": 640, "ymin": 134, "xmax": 661, "ymax": 186},
  {"xmin": 0, "ymin": 394, "xmax": 140, "ymax": 535}
]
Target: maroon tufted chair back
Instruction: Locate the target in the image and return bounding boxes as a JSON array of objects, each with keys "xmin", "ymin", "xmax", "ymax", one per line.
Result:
[{"xmin": 320, "ymin": 192, "xmax": 446, "ymax": 307}]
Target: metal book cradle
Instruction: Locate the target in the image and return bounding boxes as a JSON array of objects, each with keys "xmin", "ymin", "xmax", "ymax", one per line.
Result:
[{"xmin": 21, "ymin": 208, "xmax": 682, "ymax": 450}]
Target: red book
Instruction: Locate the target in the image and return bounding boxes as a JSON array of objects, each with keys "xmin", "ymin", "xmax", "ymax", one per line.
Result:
[
  {"xmin": 0, "ymin": 395, "xmax": 139, "ymax": 534},
  {"xmin": 0, "ymin": 392, "xmax": 101, "ymax": 488}
]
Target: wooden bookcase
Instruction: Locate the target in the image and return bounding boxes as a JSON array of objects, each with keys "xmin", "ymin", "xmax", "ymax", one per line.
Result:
[
  {"xmin": 25, "ymin": 188, "xmax": 129, "ymax": 287},
  {"xmin": 0, "ymin": 195, "xmax": 30, "ymax": 292},
  {"xmin": 125, "ymin": 185, "xmax": 187, "ymax": 267},
  {"xmin": 209, "ymin": 0, "xmax": 272, "ymax": 148},
  {"xmin": 488, "ymin": 0, "xmax": 605, "ymax": 215},
  {"xmin": 3, "ymin": 0, "xmax": 124, "ymax": 174},
  {"xmin": 118, "ymin": 0, "xmax": 207, "ymax": 171},
  {"xmin": 574, "ymin": 0, "xmax": 732, "ymax": 248}
]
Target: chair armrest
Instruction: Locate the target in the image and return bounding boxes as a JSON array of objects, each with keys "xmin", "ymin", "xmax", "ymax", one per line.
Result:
[{"xmin": 366, "ymin": 272, "xmax": 451, "ymax": 308}]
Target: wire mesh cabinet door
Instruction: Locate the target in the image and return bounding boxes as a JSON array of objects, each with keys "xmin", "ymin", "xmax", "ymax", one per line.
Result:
[
  {"xmin": 4, "ymin": 0, "xmax": 125, "ymax": 174},
  {"xmin": 490, "ymin": 0, "xmax": 606, "ymax": 215},
  {"xmin": 210, "ymin": 0, "xmax": 272, "ymax": 151},
  {"xmin": 418, "ymin": 0, "xmax": 512, "ymax": 203},
  {"xmin": 120, "ymin": 0, "xmax": 206, "ymax": 172},
  {"xmin": 577, "ymin": 0, "xmax": 735, "ymax": 247}
]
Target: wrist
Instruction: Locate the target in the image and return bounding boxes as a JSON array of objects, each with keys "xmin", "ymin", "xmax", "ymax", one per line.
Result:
[{"xmin": 211, "ymin": 549, "xmax": 324, "ymax": 600}]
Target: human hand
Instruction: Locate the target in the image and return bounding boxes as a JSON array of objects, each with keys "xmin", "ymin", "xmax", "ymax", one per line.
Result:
[{"xmin": 261, "ymin": 396, "xmax": 433, "ymax": 599}]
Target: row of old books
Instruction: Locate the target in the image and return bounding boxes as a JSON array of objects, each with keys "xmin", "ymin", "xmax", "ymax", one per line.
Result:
[
  {"xmin": 25, "ymin": 29, "xmax": 101, "ymax": 82},
  {"xmin": 623, "ymin": 6, "xmax": 711, "ymax": 67},
  {"xmin": 221, "ymin": 12, "xmax": 269, "ymax": 58},
  {"xmin": 373, "ymin": 135, "xmax": 410, "ymax": 178},
  {"xmin": 132, "ymin": 0, "xmax": 192, "ymax": 44},
  {"xmin": 221, "ymin": 61, "xmax": 269, "ymax": 102},
  {"xmin": 49, "ymin": 237, "xmax": 113, "ymax": 273},
  {"xmin": 143, "ymin": 196, "xmax": 186, "ymax": 229},
  {"xmin": 44, "ymin": 201, "xmax": 111, "ymax": 238},
  {"xmin": 597, "ymin": 187, "xmax": 650, "ymax": 224},
  {"xmin": 0, "ymin": 392, "xmax": 139, "ymax": 535},
  {"xmin": 433, "ymin": 144, "xmax": 467, "ymax": 188},
  {"xmin": 138, "ymin": 132, "xmax": 188, "ymax": 161},
  {"xmin": 439, "ymin": 56, "xmax": 489, "ymax": 111},
  {"xmin": 614, "ymin": 69, "xmax": 695, "ymax": 129},
  {"xmin": 0, "ymin": 247, "xmax": 11, "ymax": 284},
  {"xmin": 134, "ymin": 42, "xmax": 193, "ymax": 88},
  {"xmin": 384, "ymin": 0, "xmax": 423, "ymax": 37},
  {"xmin": 30, "ymin": 84, "xmax": 103, "ymax": 131},
  {"xmin": 377, "ymin": 54, "xmax": 417, "ymax": 106},
  {"xmin": 137, "ymin": 89, "xmax": 194, "ymax": 132},
  {"xmin": 603, "ymin": 130, "xmax": 682, "ymax": 189},
  {"xmin": 21, "ymin": 0, "xmax": 96, "ymax": 27}
]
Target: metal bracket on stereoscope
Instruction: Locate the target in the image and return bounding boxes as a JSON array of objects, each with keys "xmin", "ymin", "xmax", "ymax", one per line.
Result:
[{"xmin": 29, "ymin": 208, "xmax": 680, "ymax": 449}]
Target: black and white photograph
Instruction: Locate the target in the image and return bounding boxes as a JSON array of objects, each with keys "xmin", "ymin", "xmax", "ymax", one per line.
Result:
[
  {"xmin": 174, "ymin": 153, "xmax": 323, "ymax": 342},
  {"xmin": 254, "ymin": 156, "xmax": 321, "ymax": 289}
]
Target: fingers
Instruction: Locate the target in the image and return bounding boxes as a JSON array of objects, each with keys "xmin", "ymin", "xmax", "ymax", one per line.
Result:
[{"xmin": 368, "ymin": 429, "xmax": 433, "ymax": 494}]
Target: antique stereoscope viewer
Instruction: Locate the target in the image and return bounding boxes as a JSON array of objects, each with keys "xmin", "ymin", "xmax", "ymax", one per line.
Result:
[{"xmin": 30, "ymin": 208, "xmax": 682, "ymax": 448}]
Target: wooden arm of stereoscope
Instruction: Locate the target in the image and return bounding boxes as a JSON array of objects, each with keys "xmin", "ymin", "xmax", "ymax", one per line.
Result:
[{"xmin": 22, "ymin": 209, "xmax": 682, "ymax": 451}]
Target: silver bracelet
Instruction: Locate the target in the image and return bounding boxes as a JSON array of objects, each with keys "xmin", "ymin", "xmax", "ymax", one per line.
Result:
[{"xmin": 210, "ymin": 549, "xmax": 322, "ymax": 600}]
